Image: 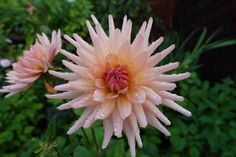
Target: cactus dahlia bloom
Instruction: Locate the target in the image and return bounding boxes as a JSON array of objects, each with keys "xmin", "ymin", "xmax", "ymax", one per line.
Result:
[
  {"xmin": 0, "ymin": 31, "xmax": 61, "ymax": 97},
  {"xmin": 47, "ymin": 15, "xmax": 191, "ymax": 157}
]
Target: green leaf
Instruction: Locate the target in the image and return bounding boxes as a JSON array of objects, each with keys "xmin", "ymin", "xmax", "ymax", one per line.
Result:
[
  {"xmin": 170, "ymin": 136, "xmax": 186, "ymax": 151},
  {"xmin": 0, "ymin": 131, "xmax": 13, "ymax": 144},
  {"xmin": 205, "ymin": 39, "xmax": 236, "ymax": 50},
  {"xmin": 73, "ymin": 145, "xmax": 95, "ymax": 157},
  {"xmin": 46, "ymin": 117, "xmax": 56, "ymax": 140},
  {"xmin": 189, "ymin": 147, "xmax": 200, "ymax": 157}
]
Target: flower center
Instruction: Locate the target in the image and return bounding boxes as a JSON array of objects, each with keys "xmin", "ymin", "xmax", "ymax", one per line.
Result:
[{"xmin": 103, "ymin": 64, "xmax": 129, "ymax": 92}]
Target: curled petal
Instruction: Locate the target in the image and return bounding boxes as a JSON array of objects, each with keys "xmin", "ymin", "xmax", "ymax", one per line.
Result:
[
  {"xmin": 49, "ymin": 70, "xmax": 78, "ymax": 81},
  {"xmin": 112, "ymin": 109, "xmax": 123, "ymax": 137},
  {"xmin": 141, "ymin": 86, "xmax": 162, "ymax": 105},
  {"xmin": 129, "ymin": 113, "xmax": 143, "ymax": 148},
  {"xmin": 95, "ymin": 100, "xmax": 115, "ymax": 119},
  {"xmin": 127, "ymin": 88, "xmax": 146, "ymax": 104},
  {"xmin": 117, "ymin": 96, "xmax": 132, "ymax": 119},
  {"xmin": 157, "ymin": 62, "xmax": 179, "ymax": 73},
  {"xmin": 163, "ymin": 99, "xmax": 192, "ymax": 117},
  {"xmin": 67, "ymin": 107, "xmax": 94, "ymax": 134},
  {"xmin": 146, "ymin": 111, "xmax": 171, "ymax": 136},
  {"xmin": 148, "ymin": 44, "xmax": 175, "ymax": 66},
  {"xmin": 133, "ymin": 104, "xmax": 147, "ymax": 128},
  {"xmin": 158, "ymin": 91, "xmax": 184, "ymax": 101},
  {"xmin": 83, "ymin": 105, "xmax": 100, "ymax": 128},
  {"xmin": 143, "ymin": 101, "xmax": 171, "ymax": 125},
  {"xmin": 148, "ymin": 81, "xmax": 176, "ymax": 91},
  {"xmin": 123, "ymin": 121, "xmax": 136, "ymax": 157},
  {"xmin": 102, "ymin": 118, "xmax": 113, "ymax": 149},
  {"xmin": 93, "ymin": 89, "xmax": 107, "ymax": 102},
  {"xmin": 157, "ymin": 72, "xmax": 191, "ymax": 82}
]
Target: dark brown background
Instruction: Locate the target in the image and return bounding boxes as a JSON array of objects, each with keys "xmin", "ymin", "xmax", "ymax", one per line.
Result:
[{"xmin": 150, "ymin": 0, "xmax": 236, "ymax": 81}]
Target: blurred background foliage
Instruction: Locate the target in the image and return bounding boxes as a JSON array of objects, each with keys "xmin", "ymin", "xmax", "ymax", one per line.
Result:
[{"xmin": 0, "ymin": 0, "xmax": 236, "ymax": 157}]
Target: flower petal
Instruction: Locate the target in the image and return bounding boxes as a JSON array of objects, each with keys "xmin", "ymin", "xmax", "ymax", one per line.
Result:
[
  {"xmin": 158, "ymin": 72, "xmax": 191, "ymax": 82},
  {"xmin": 129, "ymin": 113, "xmax": 143, "ymax": 148},
  {"xmin": 67, "ymin": 107, "xmax": 94, "ymax": 134},
  {"xmin": 95, "ymin": 100, "xmax": 115, "ymax": 119},
  {"xmin": 102, "ymin": 118, "xmax": 113, "ymax": 149},
  {"xmin": 123, "ymin": 120, "xmax": 136, "ymax": 157},
  {"xmin": 143, "ymin": 100, "xmax": 171, "ymax": 125},
  {"xmin": 117, "ymin": 96, "xmax": 132, "ymax": 119},
  {"xmin": 146, "ymin": 111, "xmax": 171, "ymax": 136},
  {"xmin": 112, "ymin": 109, "xmax": 123, "ymax": 137},
  {"xmin": 133, "ymin": 104, "xmax": 147, "ymax": 128},
  {"xmin": 163, "ymin": 99, "xmax": 192, "ymax": 117},
  {"xmin": 141, "ymin": 86, "xmax": 162, "ymax": 105}
]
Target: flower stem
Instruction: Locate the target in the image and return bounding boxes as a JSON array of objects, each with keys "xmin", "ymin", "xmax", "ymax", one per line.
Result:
[
  {"xmin": 91, "ymin": 128, "xmax": 100, "ymax": 157},
  {"xmin": 81, "ymin": 128, "xmax": 91, "ymax": 146}
]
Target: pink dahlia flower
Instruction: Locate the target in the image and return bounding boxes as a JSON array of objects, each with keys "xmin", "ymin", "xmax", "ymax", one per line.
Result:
[
  {"xmin": 47, "ymin": 15, "xmax": 191, "ymax": 157},
  {"xmin": 0, "ymin": 30, "xmax": 61, "ymax": 97}
]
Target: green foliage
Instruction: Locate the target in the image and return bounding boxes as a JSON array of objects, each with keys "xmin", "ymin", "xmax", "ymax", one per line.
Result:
[
  {"xmin": 0, "ymin": 0, "xmax": 236, "ymax": 157},
  {"xmin": 0, "ymin": 0, "xmax": 92, "ymax": 59},
  {"xmin": 159, "ymin": 28, "xmax": 236, "ymax": 71},
  {"xmin": 0, "ymin": 88, "xmax": 45, "ymax": 156}
]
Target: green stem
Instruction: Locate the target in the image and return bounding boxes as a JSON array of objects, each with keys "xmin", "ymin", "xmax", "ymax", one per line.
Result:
[
  {"xmin": 81, "ymin": 128, "xmax": 91, "ymax": 146},
  {"xmin": 92, "ymin": 128, "xmax": 99, "ymax": 157}
]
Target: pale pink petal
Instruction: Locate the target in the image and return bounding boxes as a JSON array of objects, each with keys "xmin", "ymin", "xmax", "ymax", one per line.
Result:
[
  {"xmin": 131, "ymin": 34, "xmax": 144, "ymax": 56},
  {"xmin": 129, "ymin": 113, "xmax": 143, "ymax": 148},
  {"xmin": 157, "ymin": 72, "xmax": 191, "ymax": 82},
  {"xmin": 111, "ymin": 29, "xmax": 121, "ymax": 51},
  {"xmin": 157, "ymin": 62, "xmax": 179, "ymax": 73},
  {"xmin": 148, "ymin": 81, "xmax": 176, "ymax": 91},
  {"xmin": 148, "ymin": 44, "xmax": 175, "ymax": 66},
  {"xmin": 95, "ymin": 100, "xmax": 115, "ymax": 119},
  {"xmin": 95, "ymin": 79, "xmax": 106, "ymax": 88},
  {"xmin": 67, "ymin": 107, "xmax": 94, "ymax": 134},
  {"xmin": 102, "ymin": 118, "xmax": 113, "ymax": 149},
  {"xmin": 73, "ymin": 33, "xmax": 94, "ymax": 53},
  {"xmin": 141, "ymin": 86, "xmax": 162, "ymax": 105},
  {"xmin": 112, "ymin": 109, "xmax": 123, "ymax": 137},
  {"xmin": 83, "ymin": 105, "xmax": 100, "ymax": 128},
  {"xmin": 54, "ymin": 83, "xmax": 72, "ymax": 91},
  {"xmin": 86, "ymin": 20, "xmax": 98, "ymax": 45},
  {"xmin": 133, "ymin": 104, "xmax": 147, "ymax": 128},
  {"xmin": 146, "ymin": 111, "xmax": 171, "ymax": 136},
  {"xmin": 60, "ymin": 49, "xmax": 82, "ymax": 64},
  {"xmin": 163, "ymin": 99, "xmax": 192, "ymax": 117},
  {"xmin": 49, "ymin": 70, "xmax": 78, "ymax": 81},
  {"xmin": 117, "ymin": 96, "xmax": 132, "ymax": 119},
  {"xmin": 147, "ymin": 37, "xmax": 164, "ymax": 56},
  {"xmin": 132, "ymin": 22, "xmax": 146, "ymax": 45},
  {"xmin": 143, "ymin": 17, "xmax": 153, "ymax": 48},
  {"xmin": 93, "ymin": 89, "xmax": 107, "ymax": 102},
  {"xmin": 127, "ymin": 88, "xmax": 146, "ymax": 104},
  {"xmin": 76, "ymin": 47, "xmax": 96, "ymax": 65},
  {"xmin": 136, "ymin": 68, "xmax": 159, "ymax": 83},
  {"xmin": 57, "ymin": 97, "xmax": 82, "ymax": 110},
  {"xmin": 122, "ymin": 20, "xmax": 132, "ymax": 42},
  {"xmin": 71, "ymin": 93, "xmax": 94, "ymax": 109},
  {"xmin": 69, "ymin": 80, "xmax": 95, "ymax": 92},
  {"xmin": 46, "ymin": 91, "xmax": 80, "ymax": 99},
  {"xmin": 94, "ymin": 22, "xmax": 109, "ymax": 42},
  {"xmin": 64, "ymin": 34, "xmax": 80, "ymax": 48},
  {"xmin": 123, "ymin": 121, "xmax": 136, "ymax": 157},
  {"xmin": 108, "ymin": 15, "xmax": 115, "ymax": 38},
  {"xmin": 62, "ymin": 60, "xmax": 92, "ymax": 79},
  {"xmin": 158, "ymin": 91, "xmax": 184, "ymax": 101},
  {"xmin": 106, "ymin": 92, "xmax": 119, "ymax": 99},
  {"xmin": 143, "ymin": 101, "xmax": 171, "ymax": 125}
]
